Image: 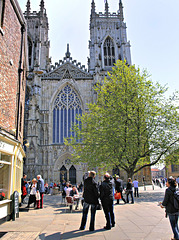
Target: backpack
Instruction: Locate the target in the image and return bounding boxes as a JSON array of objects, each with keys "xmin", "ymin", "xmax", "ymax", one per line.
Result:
[{"xmin": 169, "ymin": 188, "xmax": 179, "ymax": 209}]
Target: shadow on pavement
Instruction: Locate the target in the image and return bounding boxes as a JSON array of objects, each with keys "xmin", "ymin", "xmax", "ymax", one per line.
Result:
[
  {"xmin": 61, "ymin": 229, "xmax": 105, "ymax": 240},
  {"xmin": 38, "ymin": 232, "xmax": 61, "ymax": 240}
]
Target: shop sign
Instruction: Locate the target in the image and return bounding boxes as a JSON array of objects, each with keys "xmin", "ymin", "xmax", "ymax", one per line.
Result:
[
  {"xmin": 12, "ymin": 191, "xmax": 19, "ymax": 221},
  {"xmin": 0, "ymin": 141, "xmax": 14, "ymax": 154}
]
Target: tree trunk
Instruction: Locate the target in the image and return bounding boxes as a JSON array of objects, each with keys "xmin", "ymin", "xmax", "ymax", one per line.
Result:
[{"xmin": 127, "ymin": 169, "xmax": 134, "ymax": 179}]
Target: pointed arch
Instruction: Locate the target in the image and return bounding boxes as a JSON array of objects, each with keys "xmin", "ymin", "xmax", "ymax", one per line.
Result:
[
  {"xmin": 28, "ymin": 36, "xmax": 33, "ymax": 69},
  {"xmin": 60, "ymin": 165, "xmax": 67, "ymax": 182},
  {"xmin": 69, "ymin": 165, "xmax": 76, "ymax": 184},
  {"xmin": 52, "ymin": 84, "xmax": 82, "ymax": 144},
  {"xmin": 103, "ymin": 36, "xmax": 115, "ymax": 66}
]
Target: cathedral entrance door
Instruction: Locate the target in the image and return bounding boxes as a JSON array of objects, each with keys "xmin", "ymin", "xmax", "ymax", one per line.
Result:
[
  {"xmin": 60, "ymin": 165, "xmax": 67, "ymax": 183},
  {"xmin": 69, "ymin": 165, "xmax": 76, "ymax": 185}
]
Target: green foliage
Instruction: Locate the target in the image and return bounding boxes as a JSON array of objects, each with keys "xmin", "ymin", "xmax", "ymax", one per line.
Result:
[{"xmin": 65, "ymin": 60, "xmax": 179, "ymax": 177}]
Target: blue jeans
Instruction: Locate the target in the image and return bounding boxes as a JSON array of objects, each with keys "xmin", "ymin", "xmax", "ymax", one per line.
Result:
[
  {"xmin": 126, "ymin": 191, "xmax": 134, "ymax": 203},
  {"xmin": 169, "ymin": 214, "xmax": 179, "ymax": 240},
  {"xmin": 80, "ymin": 202, "xmax": 97, "ymax": 230}
]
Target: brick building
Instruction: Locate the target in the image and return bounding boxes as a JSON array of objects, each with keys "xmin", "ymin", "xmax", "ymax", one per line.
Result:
[{"xmin": 0, "ymin": 0, "xmax": 28, "ymax": 222}]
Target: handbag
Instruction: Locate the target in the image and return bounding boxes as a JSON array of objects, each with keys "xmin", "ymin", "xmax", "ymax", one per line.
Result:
[
  {"xmin": 36, "ymin": 192, "xmax": 41, "ymax": 201},
  {"xmin": 114, "ymin": 192, "xmax": 121, "ymax": 200}
]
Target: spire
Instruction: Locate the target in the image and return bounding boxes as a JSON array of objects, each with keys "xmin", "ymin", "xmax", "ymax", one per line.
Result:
[
  {"xmin": 91, "ymin": 0, "xmax": 96, "ymax": 15},
  {"xmin": 26, "ymin": 0, "xmax": 31, "ymax": 15},
  {"xmin": 105, "ymin": 0, "xmax": 109, "ymax": 16},
  {"xmin": 119, "ymin": 0, "xmax": 124, "ymax": 21},
  {"xmin": 65, "ymin": 44, "xmax": 71, "ymax": 59},
  {"xmin": 40, "ymin": 0, "xmax": 45, "ymax": 13}
]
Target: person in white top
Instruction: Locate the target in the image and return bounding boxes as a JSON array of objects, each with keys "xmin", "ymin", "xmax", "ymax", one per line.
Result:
[
  {"xmin": 26, "ymin": 178, "xmax": 37, "ymax": 208},
  {"xmin": 133, "ymin": 179, "xmax": 139, "ymax": 197},
  {"xmin": 65, "ymin": 184, "xmax": 72, "ymax": 197}
]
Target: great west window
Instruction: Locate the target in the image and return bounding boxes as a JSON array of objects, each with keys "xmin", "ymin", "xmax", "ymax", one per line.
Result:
[{"xmin": 53, "ymin": 85, "xmax": 82, "ymax": 144}]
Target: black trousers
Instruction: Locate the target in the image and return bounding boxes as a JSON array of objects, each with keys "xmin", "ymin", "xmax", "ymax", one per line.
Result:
[
  {"xmin": 102, "ymin": 200, "xmax": 115, "ymax": 228},
  {"xmin": 134, "ymin": 187, "xmax": 139, "ymax": 197},
  {"xmin": 28, "ymin": 194, "xmax": 36, "ymax": 207}
]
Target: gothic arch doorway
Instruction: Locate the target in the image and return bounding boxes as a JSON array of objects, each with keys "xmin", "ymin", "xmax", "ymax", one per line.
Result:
[
  {"xmin": 60, "ymin": 165, "xmax": 67, "ymax": 183},
  {"xmin": 69, "ymin": 165, "xmax": 76, "ymax": 185}
]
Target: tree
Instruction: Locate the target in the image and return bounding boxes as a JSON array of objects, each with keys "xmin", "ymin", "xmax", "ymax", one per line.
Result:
[{"xmin": 65, "ymin": 60, "xmax": 179, "ymax": 178}]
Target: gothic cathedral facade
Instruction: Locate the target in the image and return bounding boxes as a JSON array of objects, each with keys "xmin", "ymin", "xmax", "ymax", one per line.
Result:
[{"xmin": 24, "ymin": 0, "xmax": 149, "ymax": 184}]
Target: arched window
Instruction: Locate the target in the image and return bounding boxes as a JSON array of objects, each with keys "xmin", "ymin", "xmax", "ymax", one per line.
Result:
[
  {"xmin": 0, "ymin": 0, "xmax": 5, "ymax": 28},
  {"xmin": 103, "ymin": 37, "xmax": 115, "ymax": 66},
  {"xmin": 28, "ymin": 37, "xmax": 33, "ymax": 68},
  {"xmin": 53, "ymin": 85, "xmax": 82, "ymax": 144},
  {"xmin": 69, "ymin": 165, "xmax": 76, "ymax": 184}
]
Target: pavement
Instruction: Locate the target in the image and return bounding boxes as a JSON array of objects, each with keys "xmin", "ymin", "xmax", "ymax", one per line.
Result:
[{"xmin": 0, "ymin": 185, "xmax": 174, "ymax": 240}]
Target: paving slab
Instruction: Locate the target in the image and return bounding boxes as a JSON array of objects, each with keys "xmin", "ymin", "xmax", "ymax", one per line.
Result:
[{"xmin": 0, "ymin": 186, "xmax": 175, "ymax": 240}]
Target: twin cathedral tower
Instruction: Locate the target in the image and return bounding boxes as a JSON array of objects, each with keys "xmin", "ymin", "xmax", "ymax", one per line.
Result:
[{"xmin": 24, "ymin": 0, "xmax": 132, "ymax": 183}]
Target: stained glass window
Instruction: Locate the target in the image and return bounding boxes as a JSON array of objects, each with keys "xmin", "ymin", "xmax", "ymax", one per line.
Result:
[
  {"xmin": 104, "ymin": 37, "xmax": 115, "ymax": 66},
  {"xmin": 53, "ymin": 85, "xmax": 82, "ymax": 144}
]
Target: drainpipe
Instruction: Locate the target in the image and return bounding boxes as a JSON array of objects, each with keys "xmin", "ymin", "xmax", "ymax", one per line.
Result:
[{"xmin": 16, "ymin": 24, "xmax": 25, "ymax": 140}]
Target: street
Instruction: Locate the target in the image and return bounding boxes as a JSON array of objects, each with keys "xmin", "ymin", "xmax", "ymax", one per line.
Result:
[{"xmin": 0, "ymin": 186, "xmax": 173, "ymax": 240}]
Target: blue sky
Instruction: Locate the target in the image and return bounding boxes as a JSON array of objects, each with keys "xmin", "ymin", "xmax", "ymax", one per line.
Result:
[{"xmin": 18, "ymin": 0, "xmax": 179, "ymax": 97}]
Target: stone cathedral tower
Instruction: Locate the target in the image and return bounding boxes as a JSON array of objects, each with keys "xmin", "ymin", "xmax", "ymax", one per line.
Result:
[{"xmin": 23, "ymin": 0, "xmax": 151, "ymax": 184}]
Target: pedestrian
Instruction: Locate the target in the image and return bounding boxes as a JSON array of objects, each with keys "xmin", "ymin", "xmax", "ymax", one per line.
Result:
[
  {"xmin": 44, "ymin": 182, "xmax": 49, "ymax": 194},
  {"xmin": 21, "ymin": 174, "xmax": 28, "ymax": 205},
  {"xmin": 79, "ymin": 171, "xmax": 99, "ymax": 231},
  {"xmin": 65, "ymin": 184, "xmax": 72, "ymax": 197},
  {"xmin": 36, "ymin": 175, "xmax": 45, "ymax": 209},
  {"xmin": 176, "ymin": 176, "xmax": 179, "ymax": 188},
  {"xmin": 114, "ymin": 175, "xmax": 126, "ymax": 204},
  {"xmin": 161, "ymin": 177, "xmax": 179, "ymax": 240},
  {"xmin": 70, "ymin": 186, "xmax": 79, "ymax": 210},
  {"xmin": 126, "ymin": 178, "xmax": 134, "ymax": 204},
  {"xmin": 133, "ymin": 178, "xmax": 139, "ymax": 197},
  {"xmin": 26, "ymin": 178, "xmax": 37, "ymax": 208},
  {"xmin": 100, "ymin": 173, "xmax": 115, "ymax": 230}
]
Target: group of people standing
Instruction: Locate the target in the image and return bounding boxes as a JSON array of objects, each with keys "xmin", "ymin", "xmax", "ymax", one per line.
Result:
[
  {"xmin": 21, "ymin": 174, "xmax": 45, "ymax": 209},
  {"xmin": 79, "ymin": 171, "xmax": 138, "ymax": 231}
]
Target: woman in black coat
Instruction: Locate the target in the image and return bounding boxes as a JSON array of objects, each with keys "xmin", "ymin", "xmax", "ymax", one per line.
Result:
[{"xmin": 161, "ymin": 177, "xmax": 179, "ymax": 240}]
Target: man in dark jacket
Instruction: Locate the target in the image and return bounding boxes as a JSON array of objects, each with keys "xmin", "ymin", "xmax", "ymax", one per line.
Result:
[
  {"xmin": 114, "ymin": 175, "xmax": 126, "ymax": 204},
  {"xmin": 80, "ymin": 171, "xmax": 99, "ymax": 231},
  {"xmin": 100, "ymin": 173, "xmax": 115, "ymax": 230}
]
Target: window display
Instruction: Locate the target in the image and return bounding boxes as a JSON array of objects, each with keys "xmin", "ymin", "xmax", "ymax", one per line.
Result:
[{"xmin": 0, "ymin": 153, "xmax": 11, "ymax": 199}]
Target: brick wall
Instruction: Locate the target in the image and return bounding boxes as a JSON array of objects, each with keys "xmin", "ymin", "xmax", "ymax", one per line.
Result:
[{"xmin": 0, "ymin": 0, "xmax": 27, "ymax": 143}]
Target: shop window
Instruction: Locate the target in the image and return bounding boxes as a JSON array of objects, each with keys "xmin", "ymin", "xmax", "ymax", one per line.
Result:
[
  {"xmin": 0, "ymin": 153, "xmax": 11, "ymax": 199},
  {"xmin": 0, "ymin": 0, "xmax": 5, "ymax": 28}
]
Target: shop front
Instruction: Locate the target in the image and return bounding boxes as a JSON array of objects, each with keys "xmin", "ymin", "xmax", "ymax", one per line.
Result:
[{"xmin": 0, "ymin": 130, "xmax": 25, "ymax": 222}]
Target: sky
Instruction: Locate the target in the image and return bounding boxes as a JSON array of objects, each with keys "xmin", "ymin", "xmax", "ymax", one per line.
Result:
[{"xmin": 18, "ymin": 0, "xmax": 179, "ymax": 97}]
